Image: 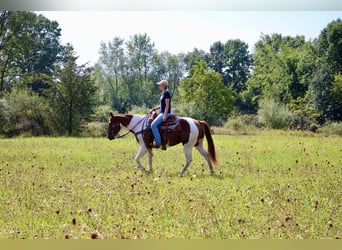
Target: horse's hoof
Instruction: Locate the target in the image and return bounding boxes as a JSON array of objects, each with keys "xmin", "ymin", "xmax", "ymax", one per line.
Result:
[{"xmin": 138, "ymin": 167, "xmax": 147, "ymax": 173}]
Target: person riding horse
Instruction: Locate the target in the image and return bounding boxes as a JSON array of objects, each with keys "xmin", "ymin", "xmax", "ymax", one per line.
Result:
[
  {"xmin": 150, "ymin": 79, "xmax": 171, "ymax": 149},
  {"xmin": 107, "ymin": 80, "xmax": 217, "ymax": 176}
]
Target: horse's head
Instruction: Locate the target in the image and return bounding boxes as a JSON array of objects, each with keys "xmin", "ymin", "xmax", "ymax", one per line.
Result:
[{"xmin": 107, "ymin": 112, "xmax": 121, "ymax": 140}]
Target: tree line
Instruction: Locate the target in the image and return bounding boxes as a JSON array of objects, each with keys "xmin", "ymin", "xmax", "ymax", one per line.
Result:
[{"xmin": 0, "ymin": 11, "xmax": 341, "ymax": 136}]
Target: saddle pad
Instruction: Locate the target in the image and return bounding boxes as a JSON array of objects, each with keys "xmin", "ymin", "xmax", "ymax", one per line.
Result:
[{"xmin": 159, "ymin": 116, "xmax": 181, "ymax": 131}]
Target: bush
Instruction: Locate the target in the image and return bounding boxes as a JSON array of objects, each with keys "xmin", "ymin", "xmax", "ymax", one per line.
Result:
[
  {"xmin": 81, "ymin": 122, "xmax": 108, "ymax": 137},
  {"xmin": 317, "ymin": 122, "xmax": 342, "ymax": 136},
  {"xmin": 1, "ymin": 88, "xmax": 55, "ymax": 137},
  {"xmin": 258, "ymin": 99, "xmax": 292, "ymax": 129},
  {"xmin": 224, "ymin": 114, "xmax": 260, "ymax": 134},
  {"xmin": 289, "ymin": 113, "xmax": 316, "ymax": 131},
  {"xmin": 130, "ymin": 105, "xmax": 150, "ymax": 115},
  {"xmin": 93, "ymin": 105, "xmax": 113, "ymax": 122},
  {"xmin": 172, "ymin": 102, "xmax": 200, "ymax": 118},
  {"xmin": 0, "ymin": 99, "xmax": 7, "ymax": 134}
]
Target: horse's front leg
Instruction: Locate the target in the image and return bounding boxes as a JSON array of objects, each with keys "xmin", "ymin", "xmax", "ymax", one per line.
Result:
[
  {"xmin": 147, "ymin": 149, "xmax": 153, "ymax": 172},
  {"xmin": 135, "ymin": 145, "xmax": 147, "ymax": 172}
]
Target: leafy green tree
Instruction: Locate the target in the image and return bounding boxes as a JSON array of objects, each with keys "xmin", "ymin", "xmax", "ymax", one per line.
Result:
[
  {"xmin": 50, "ymin": 47, "xmax": 96, "ymax": 135},
  {"xmin": 179, "ymin": 60, "xmax": 234, "ymax": 125},
  {"xmin": 288, "ymin": 96, "xmax": 320, "ymax": 130},
  {"xmin": 241, "ymin": 34, "xmax": 284, "ymax": 113},
  {"xmin": 126, "ymin": 33, "xmax": 155, "ymax": 107},
  {"xmin": 310, "ymin": 20, "xmax": 342, "ymax": 122},
  {"xmin": 183, "ymin": 48, "xmax": 207, "ymax": 73},
  {"xmin": 208, "ymin": 41, "xmax": 225, "ymax": 74},
  {"xmin": 208, "ymin": 39, "xmax": 252, "ymax": 113},
  {"xmin": 150, "ymin": 51, "xmax": 185, "ymax": 99},
  {"xmin": 316, "ymin": 19, "xmax": 342, "ymax": 74},
  {"xmin": 222, "ymin": 39, "xmax": 252, "ymax": 92},
  {"xmin": 309, "ymin": 62, "xmax": 334, "ymax": 123},
  {"xmin": 310, "ymin": 65, "xmax": 342, "ymax": 123},
  {"xmin": 242, "ymin": 34, "xmax": 310, "ymax": 114},
  {"xmin": 0, "ymin": 11, "xmax": 63, "ymax": 96},
  {"xmin": 331, "ymin": 74, "xmax": 342, "ymax": 121},
  {"xmin": 165, "ymin": 53, "xmax": 186, "ymax": 98},
  {"xmin": 293, "ymin": 42, "xmax": 317, "ymax": 99},
  {"xmin": 97, "ymin": 36, "xmax": 127, "ymax": 112}
]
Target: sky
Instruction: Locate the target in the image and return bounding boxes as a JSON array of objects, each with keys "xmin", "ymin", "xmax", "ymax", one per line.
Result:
[{"xmin": 36, "ymin": 11, "xmax": 341, "ymax": 65}]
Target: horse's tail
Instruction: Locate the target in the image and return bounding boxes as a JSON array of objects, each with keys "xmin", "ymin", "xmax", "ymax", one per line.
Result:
[{"xmin": 200, "ymin": 120, "xmax": 217, "ymax": 165}]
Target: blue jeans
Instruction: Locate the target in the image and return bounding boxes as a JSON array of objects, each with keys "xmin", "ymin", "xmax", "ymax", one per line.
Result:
[{"xmin": 151, "ymin": 113, "xmax": 170, "ymax": 145}]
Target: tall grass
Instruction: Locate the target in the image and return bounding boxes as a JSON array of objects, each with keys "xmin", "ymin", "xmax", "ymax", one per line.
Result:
[{"xmin": 0, "ymin": 134, "xmax": 340, "ymax": 239}]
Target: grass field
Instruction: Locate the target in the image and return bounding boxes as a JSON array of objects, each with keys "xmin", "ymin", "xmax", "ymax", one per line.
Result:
[{"xmin": 0, "ymin": 132, "xmax": 341, "ymax": 239}]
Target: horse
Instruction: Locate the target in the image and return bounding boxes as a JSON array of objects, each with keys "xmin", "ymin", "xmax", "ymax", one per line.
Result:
[{"xmin": 107, "ymin": 112, "xmax": 217, "ymax": 176}]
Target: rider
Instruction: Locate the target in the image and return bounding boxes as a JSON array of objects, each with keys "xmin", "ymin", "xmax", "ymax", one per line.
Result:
[{"xmin": 151, "ymin": 79, "xmax": 171, "ymax": 149}]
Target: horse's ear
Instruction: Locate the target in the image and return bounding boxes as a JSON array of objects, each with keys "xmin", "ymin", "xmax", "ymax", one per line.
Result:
[{"xmin": 110, "ymin": 112, "xmax": 114, "ymax": 117}]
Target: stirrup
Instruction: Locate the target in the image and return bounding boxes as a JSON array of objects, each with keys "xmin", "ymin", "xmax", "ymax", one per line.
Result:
[
  {"xmin": 150, "ymin": 141, "xmax": 160, "ymax": 148},
  {"xmin": 150, "ymin": 141, "xmax": 166, "ymax": 150}
]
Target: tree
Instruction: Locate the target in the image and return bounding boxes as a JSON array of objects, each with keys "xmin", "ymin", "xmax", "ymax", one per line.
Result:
[
  {"xmin": 241, "ymin": 34, "xmax": 310, "ymax": 114},
  {"xmin": 207, "ymin": 39, "xmax": 252, "ymax": 114},
  {"xmin": 28, "ymin": 13, "xmax": 64, "ymax": 94},
  {"xmin": 164, "ymin": 53, "xmax": 186, "ymax": 98},
  {"xmin": 183, "ymin": 48, "xmax": 207, "ymax": 74},
  {"xmin": 222, "ymin": 39, "xmax": 252, "ymax": 92},
  {"xmin": 331, "ymin": 74, "xmax": 342, "ymax": 121},
  {"xmin": 0, "ymin": 11, "xmax": 63, "ymax": 96},
  {"xmin": 208, "ymin": 41, "xmax": 225, "ymax": 75},
  {"xmin": 179, "ymin": 60, "xmax": 234, "ymax": 125},
  {"xmin": 50, "ymin": 47, "xmax": 96, "ymax": 135},
  {"xmin": 316, "ymin": 19, "xmax": 342, "ymax": 74},
  {"xmin": 150, "ymin": 51, "xmax": 185, "ymax": 99},
  {"xmin": 126, "ymin": 33, "xmax": 155, "ymax": 107},
  {"xmin": 311, "ymin": 19, "xmax": 342, "ymax": 122},
  {"xmin": 309, "ymin": 61, "xmax": 342, "ymax": 123},
  {"xmin": 208, "ymin": 39, "xmax": 253, "ymax": 90},
  {"xmin": 97, "ymin": 36, "xmax": 127, "ymax": 111},
  {"xmin": 309, "ymin": 62, "xmax": 333, "ymax": 123}
]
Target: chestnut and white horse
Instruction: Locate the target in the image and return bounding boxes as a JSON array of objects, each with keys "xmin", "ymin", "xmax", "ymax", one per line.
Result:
[{"xmin": 107, "ymin": 113, "xmax": 217, "ymax": 176}]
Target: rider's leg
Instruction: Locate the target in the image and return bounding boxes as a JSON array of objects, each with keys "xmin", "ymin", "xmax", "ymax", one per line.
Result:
[{"xmin": 151, "ymin": 113, "xmax": 164, "ymax": 146}]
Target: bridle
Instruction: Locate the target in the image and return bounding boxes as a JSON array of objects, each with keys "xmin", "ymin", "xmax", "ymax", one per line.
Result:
[{"xmin": 108, "ymin": 121, "xmax": 121, "ymax": 139}]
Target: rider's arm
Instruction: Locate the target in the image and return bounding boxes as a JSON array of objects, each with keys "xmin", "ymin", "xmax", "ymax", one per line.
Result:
[
  {"xmin": 163, "ymin": 99, "xmax": 170, "ymax": 121},
  {"xmin": 149, "ymin": 105, "xmax": 160, "ymax": 114},
  {"xmin": 151, "ymin": 105, "xmax": 160, "ymax": 111}
]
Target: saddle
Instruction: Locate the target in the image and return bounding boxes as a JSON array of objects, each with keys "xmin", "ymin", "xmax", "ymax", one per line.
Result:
[
  {"xmin": 148, "ymin": 113, "xmax": 181, "ymax": 132},
  {"xmin": 144, "ymin": 113, "xmax": 181, "ymax": 150}
]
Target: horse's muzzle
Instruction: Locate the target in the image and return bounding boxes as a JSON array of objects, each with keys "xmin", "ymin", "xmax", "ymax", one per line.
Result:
[{"xmin": 107, "ymin": 135, "xmax": 115, "ymax": 140}]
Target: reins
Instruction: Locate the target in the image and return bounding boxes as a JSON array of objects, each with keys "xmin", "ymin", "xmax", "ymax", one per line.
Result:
[{"xmin": 115, "ymin": 130, "xmax": 131, "ymax": 139}]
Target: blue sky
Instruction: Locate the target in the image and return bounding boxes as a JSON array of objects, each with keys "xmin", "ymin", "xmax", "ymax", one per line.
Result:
[
  {"xmin": 37, "ymin": 11, "xmax": 341, "ymax": 65},
  {"xmin": 10, "ymin": 0, "xmax": 342, "ymax": 11}
]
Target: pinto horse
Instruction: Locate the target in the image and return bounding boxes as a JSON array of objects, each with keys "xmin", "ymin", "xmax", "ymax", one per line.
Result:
[{"xmin": 107, "ymin": 112, "xmax": 217, "ymax": 176}]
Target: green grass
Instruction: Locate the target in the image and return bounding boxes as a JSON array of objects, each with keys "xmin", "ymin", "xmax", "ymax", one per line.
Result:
[{"xmin": 0, "ymin": 134, "xmax": 341, "ymax": 239}]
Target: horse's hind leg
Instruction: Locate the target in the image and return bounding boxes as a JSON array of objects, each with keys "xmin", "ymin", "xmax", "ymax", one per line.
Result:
[
  {"xmin": 196, "ymin": 139, "xmax": 214, "ymax": 175},
  {"xmin": 180, "ymin": 145, "xmax": 193, "ymax": 176}
]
